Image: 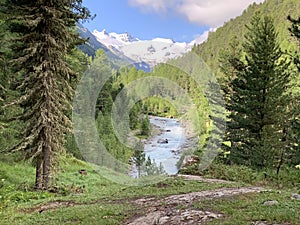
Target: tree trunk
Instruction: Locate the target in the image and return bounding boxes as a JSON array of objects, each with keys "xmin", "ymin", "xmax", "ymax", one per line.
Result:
[
  {"xmin": 42, "ymin": 145, "xmax": 51, "ymax": 190},
  {"xmin": 34, "ymin": 156, "xmax": 43, "ymax": 190},
  {"xmin": 276, "ymin": 128, "xmax": 287, "ymax": 177}
]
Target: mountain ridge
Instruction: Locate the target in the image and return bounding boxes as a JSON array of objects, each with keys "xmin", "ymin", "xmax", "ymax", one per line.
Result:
[
  {"xmin": 78, "ymin": 24, "xmax": 210, "ymax": 70},
  {"xmin": 92, "ymin": 29, "xmax": 193, "ymax": 68}
]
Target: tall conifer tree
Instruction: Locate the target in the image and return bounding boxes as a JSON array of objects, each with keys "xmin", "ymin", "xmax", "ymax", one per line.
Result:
[
  {"xmin": 225, "ymin": 14, "xmax": 291, "ymax": 168},
  {"xmin": 0, "ymin": 0, "xmax": 90, "ymax": 189}
]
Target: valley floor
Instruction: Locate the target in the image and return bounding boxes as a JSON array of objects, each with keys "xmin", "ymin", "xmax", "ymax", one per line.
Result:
[{"xmin": 1, "ymin": 173, "xmax": 299, "ymax": 225}]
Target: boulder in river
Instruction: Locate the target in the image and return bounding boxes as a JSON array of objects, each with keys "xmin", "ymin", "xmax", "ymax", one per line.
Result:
[{"xmin": 157, "ymin": 138, "xmax": 169, "ymax": 144}]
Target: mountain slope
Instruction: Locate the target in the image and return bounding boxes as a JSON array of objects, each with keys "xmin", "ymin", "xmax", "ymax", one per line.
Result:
[
  {"xmin": 193, "ymin": 0, "xmax": 300, "ymax": 77},
  {"xmin": 77, "ymin": 23, "xmax": 113, "ymax": 57},
  {"xmin": 77, "ymin": 24, "xmax": 151, "ymax": 71}
]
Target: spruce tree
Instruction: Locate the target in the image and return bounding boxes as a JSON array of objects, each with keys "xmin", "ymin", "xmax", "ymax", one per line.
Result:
[
  {"xmin": 133, "ymin": 140, "xmax": 145, "ymax": 178},
  {"xmin": 226, "ymin": 14, "xmax": 292, "ymax": 168},
  {"xmin": 217, "ymin": 36, "xmax": 243, "ymax": 162},
  {"xmin": 0, "ymin": 0, "xmax": 90, "ymax": 189},
  {"xmin": 140, "ymin": 115, "xmax": 150, "ymax": 136}
]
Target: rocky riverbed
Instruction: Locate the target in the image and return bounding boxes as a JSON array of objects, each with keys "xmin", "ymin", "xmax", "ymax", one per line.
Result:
[{"xmin": 142, "ymin": 116, "xmax": 197, "ymax": 175}]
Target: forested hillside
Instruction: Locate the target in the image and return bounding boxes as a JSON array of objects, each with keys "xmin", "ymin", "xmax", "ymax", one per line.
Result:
[
  {"xmin": 176, "ymin": 0, "xmax": 300, "ymax": 180},
  {"xmin": 193, "ymin": 0, "xmax": 300, "ymax": 78}
]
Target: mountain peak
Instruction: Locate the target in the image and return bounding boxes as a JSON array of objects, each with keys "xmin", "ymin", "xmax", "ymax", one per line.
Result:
[
  {"xmin": 101, "ymin": 29, "xmax": 109, "ymax": 36},
  {"xmin": 93, "ymin": 29, "xmax": 109, "ymax": 39},
  {"xmin": 93, "ymin": 29, "xmax": 139, "ymax": 44},
  {"xmin": 118, "ymin": 32, "xmax": 139, "ymax": 42}
]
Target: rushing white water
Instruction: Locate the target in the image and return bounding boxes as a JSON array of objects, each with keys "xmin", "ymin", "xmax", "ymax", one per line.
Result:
[{"xmin": 144, "ymin": 116, "xmax": 187, "ymax": 175}]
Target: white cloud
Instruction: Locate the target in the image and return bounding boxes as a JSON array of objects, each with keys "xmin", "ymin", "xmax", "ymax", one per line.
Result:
[
  {"xmin": 128, "ymin": 0, "xmax": 265, "ymax": 27},
  {"xmin": 191, "ymin": 28, "xmax": 217, "ymax": 45},
  {"xmin": 128, "ymin": 0, "xmax": 175, "ymax": 13},
  {"xmin": 177, "ymin": 0, "xmax": 265, "ymax": 27}
]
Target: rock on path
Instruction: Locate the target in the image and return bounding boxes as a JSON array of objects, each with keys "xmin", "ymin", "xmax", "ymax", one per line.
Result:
[{"xmin": 126, "ymin": 186, "xmax": 265, "ymax": 225}]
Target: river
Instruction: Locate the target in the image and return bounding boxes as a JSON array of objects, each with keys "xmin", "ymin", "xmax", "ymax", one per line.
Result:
[{"xmin": 143, "ymin": 116, "xmax": 187, "ymax": 175}]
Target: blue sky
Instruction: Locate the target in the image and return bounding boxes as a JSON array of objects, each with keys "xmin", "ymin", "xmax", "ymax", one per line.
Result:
[{"xmin": 82, "ymin": 0, "xmax": 264, "ymax": 43}]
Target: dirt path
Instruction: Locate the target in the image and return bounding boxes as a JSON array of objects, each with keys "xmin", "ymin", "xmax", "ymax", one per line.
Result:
[
  {"xmin": 175, "ymin": 174, "xmax": 235, "ymax": 184},
  {"xmin": 22, "ymin": 175, "xmax": 266, "ymax": 224},
  {"xmin": 125, "ymin": 186, "xmax": 265, "ymax": 225}
]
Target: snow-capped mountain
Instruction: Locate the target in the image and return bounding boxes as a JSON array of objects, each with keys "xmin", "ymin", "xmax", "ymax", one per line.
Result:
[
  {"xmin": 78, "ymin": 24, "xmax": 212, "ymax": 70},
  {"xmin": 92, "ymin": 29, "xmax": 194, "ymax": 68}
]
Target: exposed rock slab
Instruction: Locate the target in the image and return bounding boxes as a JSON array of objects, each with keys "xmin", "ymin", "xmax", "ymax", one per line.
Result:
[{"xmin": 127, "ymin": 186, "xmax": 265, "ymax": 224}]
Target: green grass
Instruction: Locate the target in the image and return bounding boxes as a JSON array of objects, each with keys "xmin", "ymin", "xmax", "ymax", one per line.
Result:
[
  {"xmin": 2, "ymin": 203, "xmax": 130, "ymax": 225},
  {"xmin": 1, "ymin": 155, "xmax": 300, "ymax": 225},
  {"xmin": 193, "ymin": 190, "xmax": 300, "ymax": 225},
  {"xmin": 0, "ymin": 155, "xmax": 238, "ymax": 225}
]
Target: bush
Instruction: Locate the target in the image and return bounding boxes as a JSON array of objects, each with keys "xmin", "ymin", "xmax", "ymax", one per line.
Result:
[
  {"xmin": 181, "ymin": 161, "xmax": 300, "ymax": 189},
  {"xmin": 201, "ymin": 163, "xmax": 261, "ymax": 184},
  {"xmin": 140, "ymin": 116, "xmax": 150, "ymax": 136}
]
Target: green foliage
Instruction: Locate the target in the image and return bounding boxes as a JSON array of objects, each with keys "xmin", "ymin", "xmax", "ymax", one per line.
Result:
[
  {"xmin": 131, "ymin": 141, "xmax": 166, "ymax": 177},
  {"xmin": 64, "ymin": 133, "xmax": 83, "ymax": 160},
  {"xmin": 95, "ymin": 111, "xmax": 133, "ymax": 163},
  {"xmin": 185, "ymin": 0, "xmax": 300, "ymax": 189},
  {"xmin": 288, "ymin": 15, "xmax": 300, "ymax": 70},
  {"xmin": 183, "ymin": 160, "xmax": 300, "ymax": 189},
  {"xmin": 141, "ymin": 97, "xmax": 178, "ymax": 117},
  {"xmin": 140, "ymin": 115, "xmax": 150, "ymax": 136},
  {"xmin": 200, "ymin": 162, "xmax": 262, "ymax": 184},
  {"xmin": 132, "ymin": 140, "xmax": 145, "ymax": 177},
  {"xmin": 143, "ymin": 156, "xmax": 166, "ymax": 176},
  {"xmin": 115, "ymin": 65, "xmax": 182, "ymax": 118},
  {"xmin": 129, "ymin": 102, "xmax": 140, "ymax": 129},
  {"xmin": 221, "ymin": 14, "xmax": 296, "ymax": 172},
  {"xmin": 79, "ymin": 50, "xmax": 135, "ymax": 163},
  {"xmin": 0, "ymin": 0, "xmax": 91, "ymax": 190},
  {"xmin": 0, "ymin": 185, "xmax": 52, "ymax": 209}
]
